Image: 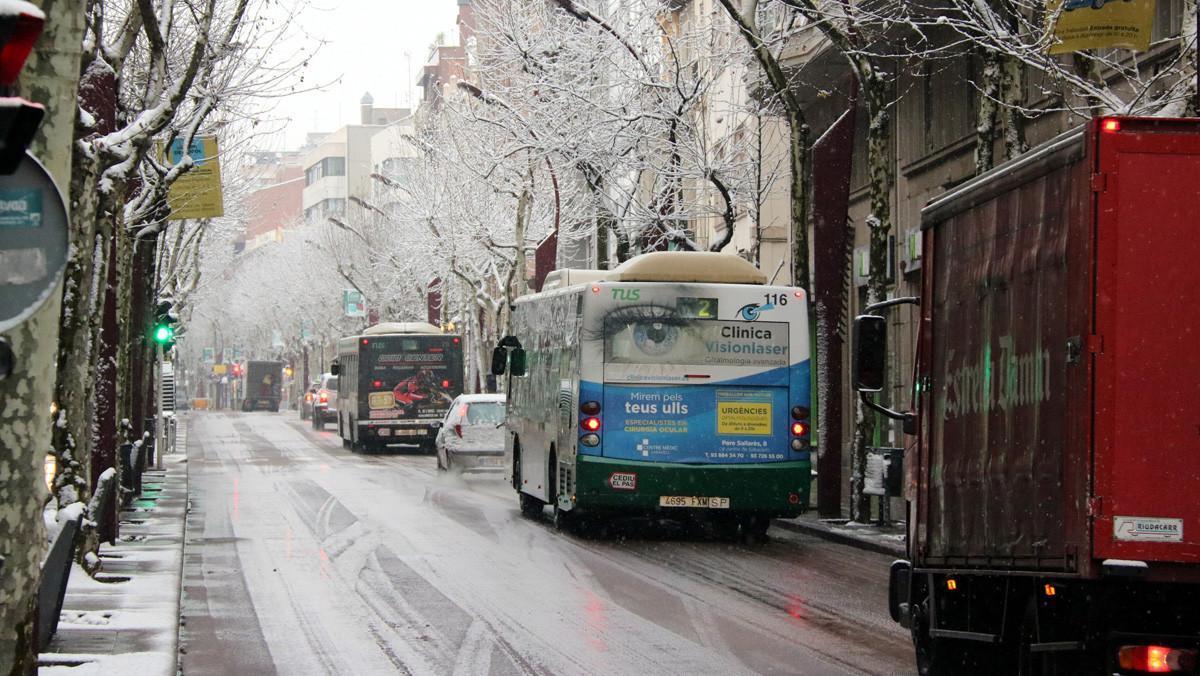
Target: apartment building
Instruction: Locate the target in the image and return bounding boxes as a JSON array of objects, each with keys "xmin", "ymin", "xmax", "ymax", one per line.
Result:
[{"xmin": 301, "ymin": 93, "xmax": 411, "ymax": 226}]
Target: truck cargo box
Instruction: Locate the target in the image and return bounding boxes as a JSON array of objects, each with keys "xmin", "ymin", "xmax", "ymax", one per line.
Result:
[{"xmin": 915, "ymin": 117, "xmax": 1200, "ymax": 580}]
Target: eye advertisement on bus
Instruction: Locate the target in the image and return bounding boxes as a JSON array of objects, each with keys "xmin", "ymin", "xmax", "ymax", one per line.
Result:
[{"xmin": 581, "ymin": 289, "xmax": 810, "ymax": 466}]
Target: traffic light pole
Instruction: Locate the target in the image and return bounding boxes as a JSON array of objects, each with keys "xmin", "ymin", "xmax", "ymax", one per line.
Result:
[{"xmin": 154, "ymin": 341, "xmax": 164, "ymax": 470}]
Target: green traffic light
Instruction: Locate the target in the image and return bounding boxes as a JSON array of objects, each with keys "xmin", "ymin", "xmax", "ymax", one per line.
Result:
[{"xmin": 153, "ymin": 324, "xmax": 174, "ymax": 344}]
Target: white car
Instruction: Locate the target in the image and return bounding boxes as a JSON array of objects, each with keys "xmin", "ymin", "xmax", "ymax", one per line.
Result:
[{"xmin": 433, "ymin": 394, "xmax": 506, "ymax": 474}]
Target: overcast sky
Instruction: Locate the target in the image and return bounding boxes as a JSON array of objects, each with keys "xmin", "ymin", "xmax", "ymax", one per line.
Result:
[{"xmin": 264, "ymin": 0, "xmax": 461, "ymax": 150}]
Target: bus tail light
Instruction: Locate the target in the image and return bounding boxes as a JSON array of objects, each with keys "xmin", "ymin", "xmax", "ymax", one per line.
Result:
[
  {"xmin": 791, "ymin": 406, "xmax": 810, "ymax": 420},
  {"xmin": 580, "ymin": 433, "xmax": 600, "ymax": 447},
  {"xmin": 791, "ymin": 421, "xmax": 809, "ymax": 436},
  {"xmin": 581, "ymin": 417, "xmax": 601, "ymax": 432},
  {"xmin": 580, "ymin": 401, "xmax": 601, "ymax": 415},
  {"xmin": 1119, "ymin": 645, "xmax": 1196, "ymax": 673}
]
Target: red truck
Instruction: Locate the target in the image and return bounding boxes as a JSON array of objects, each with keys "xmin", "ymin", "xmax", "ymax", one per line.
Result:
[{"xmin": 856, "ymin": 117, "xmax": 1200, "ymax": 674}]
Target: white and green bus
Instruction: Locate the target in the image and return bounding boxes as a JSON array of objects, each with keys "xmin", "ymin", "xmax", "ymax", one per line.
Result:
[{"xmin": 493, "ymin": 252, "xmax": 813, "ymax": 536}]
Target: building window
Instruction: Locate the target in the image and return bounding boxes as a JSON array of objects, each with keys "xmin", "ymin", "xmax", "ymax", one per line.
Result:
[{"xmin": 304, "ymin": 157, "xmax": 347, "ymax": 186}]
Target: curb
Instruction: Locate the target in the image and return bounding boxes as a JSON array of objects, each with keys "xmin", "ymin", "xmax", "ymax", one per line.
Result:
[{"xmin": 772, "ymin": 517, "xmax": 907, "ymax": 558}]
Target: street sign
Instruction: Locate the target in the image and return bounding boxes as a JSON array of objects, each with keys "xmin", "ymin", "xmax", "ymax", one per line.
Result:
[
  {"xmin": 202, "ymin": 347, "xmax": 215, "ymax": 363},
  {"xmin": 164, "ymin": 136, "xmax": 224, "ymax": 220},
  {"xmin": 0, "ymin": 151, "xmax": 68, "ymax": 333},
  {"xmin": 344, "ymin": 289, "xmax": 366, "ymax": 317}
]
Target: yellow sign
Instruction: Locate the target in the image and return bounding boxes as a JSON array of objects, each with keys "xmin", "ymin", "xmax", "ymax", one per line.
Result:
[
  {"xmin": 717, "ymin": 402, "xmax": 772, "ymax": 436},
  {"xmin": 164, "ymin": 136, "xmax": 224, "ymax": 220},
  {"xmin": 368, "ymin": 392, "xmax": 394, "ymax": 409},
  {"xmin": 212, "ymin": 364, "xmax": 227, "ymax": 375},
  {"xmin": 1048, "ymin": 0, "xmax": 1153, "ymax": 54}
]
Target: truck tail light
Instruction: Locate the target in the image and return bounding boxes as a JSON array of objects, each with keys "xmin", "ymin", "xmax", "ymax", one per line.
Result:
[
  {"xmin": 580, "ymin": 400, "xmax": 601, "ymax": 415},
  {"xmin": 319, "ymin": 392, "xmax": 328, "ymax": 403},
  {"xmin": 945, "ymin": 578, "xmax": 958, "ymax": 591},
  {"xmin": 1102, "ymin": 118, "xmax": 1121, "ymax": 133},
  {"xmin": 581, "ymin": 417, "xmax": 601, "ymax": 432},
  {"xmin": 1118, "ymin": 645, "xmax": 1196, "ymax": 673}
]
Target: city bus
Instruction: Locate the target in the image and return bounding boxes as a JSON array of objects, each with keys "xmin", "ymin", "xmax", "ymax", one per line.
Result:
[
  {"xmin": 493, "ymin": 252, "xmax": 812, "ymax": 537},
  {"xmin": 332, "ymin": 322, "xmax": 463, "ymax": 453}
]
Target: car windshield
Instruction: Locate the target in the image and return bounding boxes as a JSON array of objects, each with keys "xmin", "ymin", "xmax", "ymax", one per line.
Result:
[{"xmin": 465, "ymin": 402, "xmax": 504, "ymax": 425}]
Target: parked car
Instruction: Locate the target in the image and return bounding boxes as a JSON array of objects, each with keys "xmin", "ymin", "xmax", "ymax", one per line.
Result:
[
  {"xmin": 311, "ymin": 373, "xmax": 338, "ymax": 430},
  {"xmin": 300, "ymin": 382, "xmax": 318, "ymax": 420},
  {"xmin": 433, "ymin": 394, "xmax": 506, "ymax": 473}
]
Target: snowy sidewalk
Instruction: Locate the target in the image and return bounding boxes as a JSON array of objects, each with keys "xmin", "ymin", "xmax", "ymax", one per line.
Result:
[
  {"xmin": 774, "ymin": 513, "xmax": 907, "ymax": 557},
  {"xmin": 38, "ymin": 422, "xmax": 189, "ymax": 675}
]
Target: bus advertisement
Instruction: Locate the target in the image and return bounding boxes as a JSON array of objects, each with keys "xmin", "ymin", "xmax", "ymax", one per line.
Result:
[
  {"xmin": 497, "ymin": 252, "xmax": 812, "ymax": 537},
  {"xmin": 334, "ymin": 323, "xmax": 463, "ymax": 453}
]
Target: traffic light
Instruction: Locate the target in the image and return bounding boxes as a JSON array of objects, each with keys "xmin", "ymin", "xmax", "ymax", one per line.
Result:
[
  {"xmin": 0, "ymin": 2, "xmax": 44, "ymax": 174},
  {"xmin": 152, "ymin": 300, "xmax": 176, "ymax": 351}
]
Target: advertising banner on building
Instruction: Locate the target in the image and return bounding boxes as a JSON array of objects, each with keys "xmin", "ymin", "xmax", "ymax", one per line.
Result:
[{"xmin": 1048, "ymin": 0, "xmax": 1154, "ymax": 54}]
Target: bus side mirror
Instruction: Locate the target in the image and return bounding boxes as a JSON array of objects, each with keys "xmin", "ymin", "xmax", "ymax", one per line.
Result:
[
  {"xmin": 491, "ymin": 346, "xmax": 507, "ymax": 376},
  {"xmin": 330, "ymin": 362, "xmax": 340, "ymax": 376},
  {"xmin": 853, "ymin": 315, "xmax": 886, "ymax": 392},
  {"xmin": 510, "ymin": 348, "xmax": 527, "ymax": 377}
]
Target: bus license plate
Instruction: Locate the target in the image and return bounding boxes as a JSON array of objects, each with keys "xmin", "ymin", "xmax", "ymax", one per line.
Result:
[{"xmin": 659, "ymin": 496, "xmax": 730, "ymax": 509}]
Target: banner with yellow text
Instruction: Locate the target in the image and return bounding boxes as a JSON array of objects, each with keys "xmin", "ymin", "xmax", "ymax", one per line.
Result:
[
  {"xmin": 164, "ymin": 136, "xmax": 224, "ymax": 220},
  {"xmin": 1048, "ymin": 0, "xmax": 1154, "ymax": 53}
]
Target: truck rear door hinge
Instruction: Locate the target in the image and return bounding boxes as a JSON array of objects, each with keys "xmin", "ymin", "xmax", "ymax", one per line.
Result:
[
  {"xmin": 1091, "ymin": 173, "xmax": 1108, "ymax": 192},
  {"xmin": 1088, "ymin": 497, "xmax": 1104, "ymax": 517}
]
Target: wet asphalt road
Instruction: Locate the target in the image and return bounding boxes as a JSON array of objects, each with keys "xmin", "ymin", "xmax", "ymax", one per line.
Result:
[{"xmin": 179, "ymin": 411, "xmax": 915, "ymax": 675}]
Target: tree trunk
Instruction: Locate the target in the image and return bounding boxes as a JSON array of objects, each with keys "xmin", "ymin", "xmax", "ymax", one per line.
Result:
[
  {"xmin": 52, "ymin": 56, "xmax": 117, "ymax": 510},
  {"xmin": 999, "ymin": 55, "xmax": 1027, "ymax": 159},
  {"xmin": 0, "ymin": 297, "xmax": 60, "ymax": 676},
  {"xmin": 788, "ymin": 113, "xmax": 811, "ymax": 290},
  {"xmin": 851, "ymin": 75, "xmax": 894, "ymax": 524},
  {"xmin": 0, "ymin": 1, "xmax": 86, "ymax": 672},
  {"xmin": 975, "ymin": 49, "xmax": 1001, "ymax": 173},
  {"xmin": 1183, "ymin": 0, "xmax": 1198, "ymax": 117}
]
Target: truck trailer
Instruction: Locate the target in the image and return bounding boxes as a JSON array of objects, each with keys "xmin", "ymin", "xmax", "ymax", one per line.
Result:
[
  {"xmin": 856, "ymin": 117, "xmax": 1200, "ymax": 674},
  {"xmin": 241, "ymin": 360, "xmax": 283, "ymax": 412}
]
